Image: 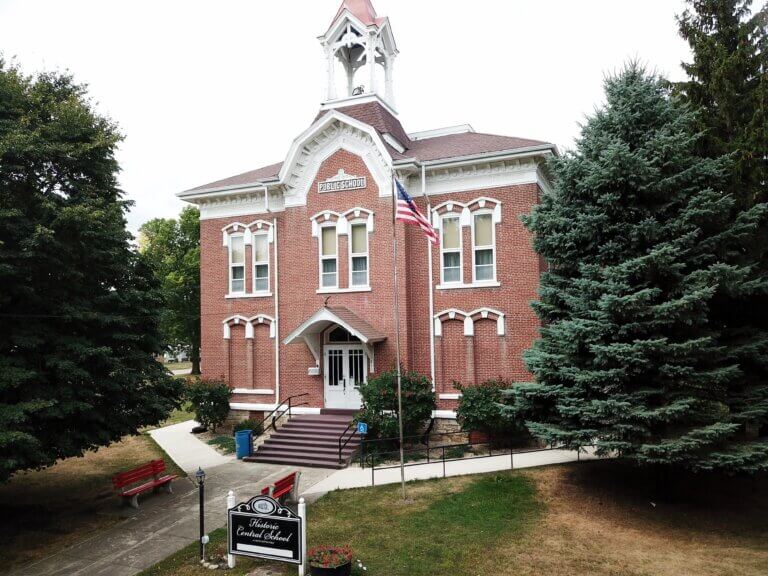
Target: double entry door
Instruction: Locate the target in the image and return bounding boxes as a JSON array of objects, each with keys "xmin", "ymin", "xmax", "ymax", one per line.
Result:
[{"xmin": 323, "ymin": 344, "xmax": 366, "ymax": 409}]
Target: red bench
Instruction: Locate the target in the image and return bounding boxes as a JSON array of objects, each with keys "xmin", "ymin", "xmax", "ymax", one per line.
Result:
[
  {"xmin": 112, "ymin": 459, "xmax": 178, "ymax": 509},
  {"xmin": 261, "ymin": 471, "xmax": 301, "ymax": 504}
]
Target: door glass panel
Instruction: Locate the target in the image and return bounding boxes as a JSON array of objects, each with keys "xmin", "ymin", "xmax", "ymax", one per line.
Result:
[
  {"xmin": 348, "ymin": 349, "xmax": 364, "ymax": 388},
  {"xmin": 328, "ymin": 349, "xmax": 344, "ymax": 387}
]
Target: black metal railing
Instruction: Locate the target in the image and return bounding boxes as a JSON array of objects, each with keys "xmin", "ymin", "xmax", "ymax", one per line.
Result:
[
  {"xmin": 360, "ymin": 429, "xmax": 488, "ymax": 468},
  {"xmin": 364, "ymin": 437, "xmax": 585, "ymax": 486},
  {"xmin": 259, "ymin": 393, "xmax": 310, "ymax": 437},
  {"xmin": 337, "ymin": 421, "xmax": 359, "ymax": 465}
]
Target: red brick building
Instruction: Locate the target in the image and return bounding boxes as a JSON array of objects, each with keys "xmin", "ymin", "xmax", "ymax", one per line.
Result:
[{"xmin": 179, "ymin": 0, "xmax": 555, "ymax": 423}]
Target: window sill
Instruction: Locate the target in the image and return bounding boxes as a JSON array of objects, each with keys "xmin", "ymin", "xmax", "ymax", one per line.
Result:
[
  {"xmin": 436, "ymin": 281, "xmax": 500, "ymax": 290},
  {"xmin": 316, "ymin": 286, "xmax": 372, "ymax": 294},
  {"xmin": 226, "ymin": 292, "xmax": 273, "ymax": 299},
  {"xmin": 231, "ymin": 388, "xmax": 274, "ymax": 395},
  {"xmin": 438, "ymin": 393, "xmax": 462, "ymax": 400}
]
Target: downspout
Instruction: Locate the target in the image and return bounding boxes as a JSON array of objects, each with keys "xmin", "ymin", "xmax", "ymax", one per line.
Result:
[
  {"xmin": 271, "ymin": 191, "xmax": 280, "ymax": 408},
  {"xmin": 424, "ymin": 164, "xmax": 436, "ymax": 391}
]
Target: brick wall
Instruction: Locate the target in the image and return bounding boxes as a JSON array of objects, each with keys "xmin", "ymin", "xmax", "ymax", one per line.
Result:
[{"xmin": 199, "ymin": 150, "xmax": 541, "ymax": 415}]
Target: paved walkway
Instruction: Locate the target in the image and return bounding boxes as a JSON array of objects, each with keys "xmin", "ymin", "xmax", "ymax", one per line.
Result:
[
  {"xmin": 304, "ymin": 447, "xmax": 599, "ymax": 494},
  {"xmin": 10, "ymin": 424, "xmax": 333, "ymax": 576},
  {"xmin": 148, "ymin": 420, "xmax": 233, "ymax": 472}
]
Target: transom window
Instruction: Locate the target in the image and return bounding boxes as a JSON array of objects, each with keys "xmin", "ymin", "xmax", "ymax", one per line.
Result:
[
  {"xmin": 349, "ymin": 223, "xmax": 369, "ymax": 287},
  {"xmin": 320, "ymin": 225, "xmax": 338, "ymax": 288},
  {"xmin": 229, "ymin": 234, "xmax": 245, "ymax": 294},
  {"xmin": 252, "ymin": 234, "xmax": 269, "ymax": 292},
  {"xmin": 472, "ymin": 213, "xmax": 495, "ymax": 282},
  {"xmin": 326, "ymin": 326, "xmax": 361, "ymax": 343},
  {"xmin": 441, "ymin": 216, "xmax": 462, "ymax": 284}
]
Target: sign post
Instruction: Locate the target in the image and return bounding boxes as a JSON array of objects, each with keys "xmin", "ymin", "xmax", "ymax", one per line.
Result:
[
  {"xmin": 226, "ymin": 490, "xmax": 236, "ymax": 569},
  {"xmin": 228, "ymin": 495, "xmax": 304, "ymax": 567}
]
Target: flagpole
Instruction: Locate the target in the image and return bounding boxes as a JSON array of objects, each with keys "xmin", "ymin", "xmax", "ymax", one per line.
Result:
[{"xmin": 391, "ymin": 171, "xmax": 407, "ymax": 500}]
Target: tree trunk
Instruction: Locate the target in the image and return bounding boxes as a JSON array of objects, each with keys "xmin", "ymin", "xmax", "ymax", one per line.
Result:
[{"xmin": 191, "ymin": 343, "xmax": 201, "ymax": 375}]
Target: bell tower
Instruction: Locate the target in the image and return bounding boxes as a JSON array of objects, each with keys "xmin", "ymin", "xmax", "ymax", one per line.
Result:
[{"xmin": 319, "ymin": 0, "xmax": 398, "ymax": 109}]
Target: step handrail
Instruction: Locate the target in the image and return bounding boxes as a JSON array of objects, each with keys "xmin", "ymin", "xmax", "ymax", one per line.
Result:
[
  {"xmin": 337, "ymin": 420, "xmax": 359, "ymax": 464},
  {"xmin": 260, "ymin": 393, "xmax": 310, "ymax": 437}
]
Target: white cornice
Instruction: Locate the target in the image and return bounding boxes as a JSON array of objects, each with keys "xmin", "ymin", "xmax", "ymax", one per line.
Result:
[{"xmin": 408, "ymin": 124, "xmax": 475, "ymax": 141}]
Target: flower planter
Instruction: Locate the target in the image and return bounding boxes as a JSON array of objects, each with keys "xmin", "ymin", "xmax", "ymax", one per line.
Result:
[{"xmin": 310, "ymin": 562, "xmax": 352, "ymax": 576}]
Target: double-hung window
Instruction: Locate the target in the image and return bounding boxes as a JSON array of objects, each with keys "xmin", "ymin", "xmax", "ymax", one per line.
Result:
[
  {"xmin": 349, "ymin": 223, "xmax": 369, "ymax": 287},
  {"xmin": 229, "ymin": 234, "xmax": 246, "ymax": 294},
  {"xmin": 441, "ymin": 216, "xmax": 462, "ymax": 284},
  {"xmin": 252, "ymin": 234, "xmax": 269, "ymax": 292},
  {"xmin": 472, "ymin": 213, "xmax": 495, "ymax": 282},
  {"xmin": 320, "ymin": 225, "xmax": 338, "ymax": 288}
]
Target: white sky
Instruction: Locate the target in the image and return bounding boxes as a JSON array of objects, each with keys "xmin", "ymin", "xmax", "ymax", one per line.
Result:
[{"xmin": 0, "ymin": 0, "xmax": 691, "ymax": 233}]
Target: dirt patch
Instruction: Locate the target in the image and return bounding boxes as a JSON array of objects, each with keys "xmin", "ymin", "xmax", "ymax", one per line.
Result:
[
  {"xmin": 0, "ymin": 434, "xmax": 184, "ymax": 570},
  {"xmin": 486, "ymin": 462, "xmax": 768, "ymax": 576}
]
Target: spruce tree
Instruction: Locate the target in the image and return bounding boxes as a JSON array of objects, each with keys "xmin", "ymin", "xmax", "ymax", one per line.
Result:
[
  {"xmin": 0, "ymin": 61, "xmax": 184, "ymax": 481},
  {"xmin": 515, "ymin": 64, "xmax": 768, "ymax": 473},
  {"xmin": 677, "ymin": 0, "xmax": 768, "ymax": 445}
]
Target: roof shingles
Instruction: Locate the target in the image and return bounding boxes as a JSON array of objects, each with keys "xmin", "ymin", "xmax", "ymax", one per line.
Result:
[{"xmin": 185, "ymin": 101, "xmax": 553, "ymax": 193}]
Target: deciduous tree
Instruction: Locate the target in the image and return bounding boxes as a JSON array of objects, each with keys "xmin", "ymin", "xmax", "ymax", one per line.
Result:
[{"xmin": 0, "ymin": 61, "xmax": 183, "ymax": 481}]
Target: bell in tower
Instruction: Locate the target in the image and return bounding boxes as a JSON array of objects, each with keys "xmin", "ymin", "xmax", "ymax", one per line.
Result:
[{"xmin": 319, "ymin": 0, "xmax": 398, "ymax": 109}]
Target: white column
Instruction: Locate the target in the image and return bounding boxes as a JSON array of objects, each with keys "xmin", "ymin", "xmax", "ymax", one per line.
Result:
[
  {"xmin": 226, "ymin": 490, "xmax": 236, "ymax": 568},
  {"xmin": 367, "ymin": 33, "xmax": 376, "ymax": 94},
  {"xmin": 385, "ymin": 55, "xmax": 395, "ymax": 106},
  {"xmin": 326, "ymin": 47, "xmax": 337, "ymax": 101}
]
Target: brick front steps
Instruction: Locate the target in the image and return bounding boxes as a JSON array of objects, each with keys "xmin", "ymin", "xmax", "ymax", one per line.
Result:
[{"xmin": 243, "ymin": 411, "xmax": 360, "ymax": 469}]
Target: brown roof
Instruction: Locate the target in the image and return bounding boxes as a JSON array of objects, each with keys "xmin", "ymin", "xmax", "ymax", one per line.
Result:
[
  {"xmin": 185, "ymin": 101, "xmax": 553, "ymax": 193},
  {"xmin": 326, "ymin": 307, "xmax": 387, "ymax": 343},
  {"xmin": 407, "ymin": 132, "xmax": 550, "ymax": 162},
  {"xmin": 316, "ymin": 101, "xmax": 411, "ymax": 148},
  {"xmin": 186, "ymin": 161, "xmax": 282, "ymax": 193}
]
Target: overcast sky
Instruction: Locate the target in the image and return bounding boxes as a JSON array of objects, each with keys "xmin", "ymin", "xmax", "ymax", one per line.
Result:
[{"xmin": 0, "ymin": 0, "xmax": 692, "ymax": 233}]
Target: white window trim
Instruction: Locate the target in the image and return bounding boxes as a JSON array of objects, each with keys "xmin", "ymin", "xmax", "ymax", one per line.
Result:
[
  {"xmin": 319, "ymin": 223, "xmax": 339, "ymax": 290},
  {"xmin": 471, "ymin": 209, "xmax": 497, "ymax": 284},
  {"xmin": 228, "ymin": 232, "xmax": 246, "ymax": 295},
  {"xmin": 251, "ymin": 232, "xmax": 271, "ymax": 295},
  {"xmin": 348, "ymin": 220, "xmax": 370, "ymax": 289},
  {"xmin": 440, "ymin": 214, "xmax": 462, "ymax": 285}
]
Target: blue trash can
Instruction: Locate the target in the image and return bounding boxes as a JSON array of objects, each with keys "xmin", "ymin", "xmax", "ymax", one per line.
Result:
[{"xmin": 235, "ymin": 430, "xmax": 253, "ymax": 459}]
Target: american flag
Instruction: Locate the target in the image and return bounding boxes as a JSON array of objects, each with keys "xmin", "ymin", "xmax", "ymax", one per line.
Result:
[{"xmin": 395, "ymin": 179, "xmax": 438, "ymax": 244}]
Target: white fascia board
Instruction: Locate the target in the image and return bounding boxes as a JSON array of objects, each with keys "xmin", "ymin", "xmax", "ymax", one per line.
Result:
[
  {"xmin": 382, "ymin": 132, "xmax": 406, "ymax": 153},
  {"xmin": 279, "ymin": 110, "xmax": 393, "ymax": 183},
  {"xmin": 321, "ymin": 9, "xmax": 371, "ymax": 41},
  {"xmin": 391, "ymin": 145, "xmax": 555, "ymax": 174},
  {"xmin": 177, "ymin": 183, "xmax": 275, "ymax": 203},
  {"xmin": 408, "ymin": 124, "xmax": 475, "ymax": 141}
]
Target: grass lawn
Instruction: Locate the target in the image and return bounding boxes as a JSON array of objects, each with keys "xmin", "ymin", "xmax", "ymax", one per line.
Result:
[
  {"xmin": 164, "ymin": 361, "xmax": 192, "ymax": 372},
  {"xmin": 136, "ymin": 461, "xmax": 768, "ymax": 576},
  {"xmin": 207, "ymin": 434, "xmax": 236, "ymax": 454},
  {"xmin": 0, "ymin": 433, "xmax": 184, "ymax": 571}
]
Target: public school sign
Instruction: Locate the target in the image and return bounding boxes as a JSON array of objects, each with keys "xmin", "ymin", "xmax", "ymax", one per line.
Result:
[
  {"xmin": 318, "ymin": 172, "xmax": 367, "ymax": 193},
  {"xmin": 228, "ymin": 496, "xmax": 303, "ymax": 564}
]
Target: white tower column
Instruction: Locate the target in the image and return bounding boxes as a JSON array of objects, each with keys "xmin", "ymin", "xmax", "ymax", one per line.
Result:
[
  {"xmin": 385, "ymin": 55, "xmax": 395, "ymax": 107},
  {"xmin": 367, "ymin": 31, "xmax": 376, "ymax": 95},
  {"xmin": 326, "ymin": 47, "xmax": 337, "ymax": 101}
]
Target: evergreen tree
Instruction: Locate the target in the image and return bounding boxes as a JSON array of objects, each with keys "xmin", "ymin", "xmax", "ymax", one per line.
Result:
[
  {"xmin": 678, "ymin": 0, "xmax": 767, "ymax": 210},
  {"xmin": 139, "ymin": 207, "xmax": 201, "ymax": 375},
  {"xmin": 677, "ymin": 0, "xmax": 768, "ymax": 442},
  {"xmin": 514, "ymin": 64, "xmax": 768, "ymax": 473},
  {"xmin": 0, "ymin": 60, "xmax": 184, "ymax": 481}
]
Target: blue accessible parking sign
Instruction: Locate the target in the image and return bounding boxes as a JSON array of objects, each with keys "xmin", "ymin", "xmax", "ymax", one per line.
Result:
[{"xmin": 357, "ymin": 422, "xmax": 368, "ymax": 435}]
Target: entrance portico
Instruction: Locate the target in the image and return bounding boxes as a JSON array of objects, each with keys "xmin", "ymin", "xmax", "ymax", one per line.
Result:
[{"xmin": 283, "ymin": 306, "xmax": 386, "ymax": 409}]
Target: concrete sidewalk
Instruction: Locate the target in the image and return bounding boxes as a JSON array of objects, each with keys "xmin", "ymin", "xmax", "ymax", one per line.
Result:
[
  {"xmin": 9, "ymin": 418, "xmax": 334, "ymax": 576},
  {"xmin": 304, "ymin": 447, "xmax": 599, "ymax": 494},
  {"xmin": 148, "ymin": 420, "xmax": 233, "ymax": 473}
]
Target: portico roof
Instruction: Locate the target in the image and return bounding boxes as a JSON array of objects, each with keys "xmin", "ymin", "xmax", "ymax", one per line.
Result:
[{"xmin": 283, "ymin": 306, "xmax": 387, "ymax": 345}]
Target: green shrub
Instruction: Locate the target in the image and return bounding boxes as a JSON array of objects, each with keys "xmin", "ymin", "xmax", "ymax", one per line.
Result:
[
  {"xmin": 356, "ymin": 369, "xmax": 436, "ymax": 440},
  {"xmin": 455, "ymin": 379, "xmax": 525, "ymax": 437},
  {"xmin": 186, "ymin": 379, "xmax": 231, "ymax": 432},
  {"xmin": 233, "ymin": 418, "xmax": 263, "ymax": 436}
]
